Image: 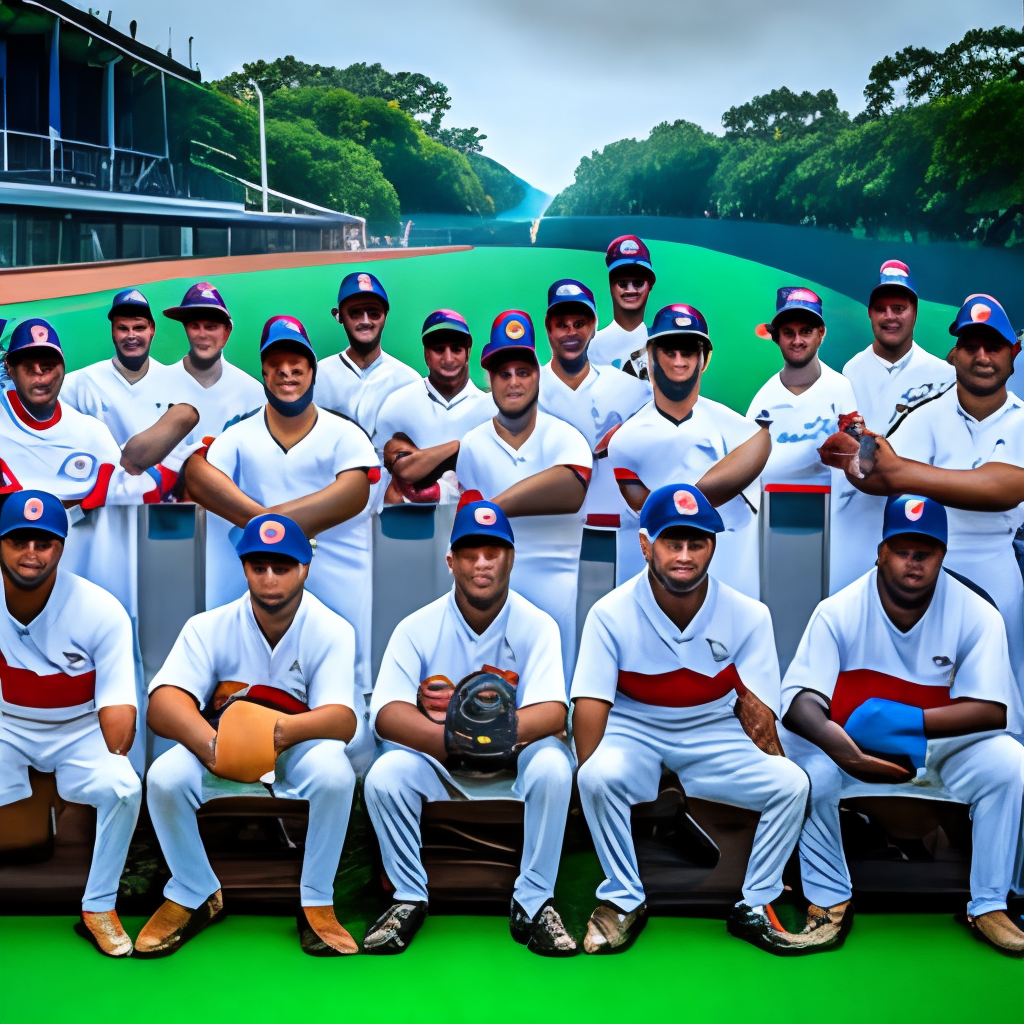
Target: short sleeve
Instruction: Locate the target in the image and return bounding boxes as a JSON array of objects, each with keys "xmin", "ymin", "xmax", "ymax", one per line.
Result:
[
  {"xmin": 455, "ymin": 430, "xmax": 483, "ymax": 491},
  {"xmin": 553, "ymin": 421, "xmax": 593, "ymax": 470},
  {"xmin": 333, "ymin": 420, "xmax": 379, "ymax": 477},
  {"xmin": 304, "ymin": 615, "xmax": 357, "ymax": 712},
  {"xmin": 733, "ymin": 603, "xmax": 782, "ymax": 717},
  {"xmin": 718, "ymin": 406, "xmax": 760, "ymax": 452},
  {"xmin": 92, "ymin": 598, "xmax": 138, "ymax": 709},
  {"xmin": 369, "ymin": 620, "xmax": 424, "ymax": 733},
  {"xmin": 780, "ymin": 607, "xmax": 842, "ymax": 716},
  {"xmin": 608, "ymin": 423, "xmax": 644, "ymax": 485},
  {"xmin": 515, "ymin": 608, "xmax": 567, "ymax": 705},
  {"xmin": 206, "ymin": 429, "xmax": 240, "ymax": 480},
  {"xmin": 951, "ymin": 598, "xmax": 1021, "ymax": 730},
  {"xmin": 149, "ymin": 616, "xmax": 218, "ymax": 709},
  {"xmin": 371, "ymin": 392, "xmax": 402, "ymax": 451},
  {"xmin": 570, "ymin": 605, "xmax": 621, "ymax": 704},
  {"xmin": 61, "ymin": 371, "xmax": 88, "ymax": 415}
]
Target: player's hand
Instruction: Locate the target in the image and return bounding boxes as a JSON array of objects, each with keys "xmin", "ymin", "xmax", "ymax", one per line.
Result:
[
  {"xmin": 734, "ymin": 689, "xmax": 785, "ymax": 756},
  {"xmin": 417, "ymin": 675, "xmax": 455, "ymax": 725},
  {"xmin": 383, "ymin": 438, "xmax": 415, "ymax": 474},
  {"xmin": 273, "ymin": 717, "xmax": 292, "ymax": 755},
  {"xmin": 833, "ymin": 747, "xmax": 914, "ymax": 784}
]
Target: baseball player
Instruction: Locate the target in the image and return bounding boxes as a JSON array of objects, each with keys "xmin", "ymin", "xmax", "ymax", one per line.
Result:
[
  {"xmin": 0, "ymin": 491, "xmax": 140, "ymax": 957},
  {"xmin": 608, "ymin": 305, "xmax": 770, "ymax": 597},
  {"xmin": 831, "ymin": 261, "xmax": 955, "ymax": 591},
  {"xmin": 316, "ymin": 271, "xmax": 419, "ymax": 437},
  {"xmin": 372, "ymin": 309, "xmax": 494, "ymax": 504},
  {"xmin": 363, "ymin": 498, "xmax": 576, "ymax": 955},
  {"xmin": 781, "ymin": 495, "xmax": 1024, "ymax": 957},
  {"xmin": 538, "ymin": 279, "xmax": 650, "ymax": 529},
  {"xmin": 589, "ymin": 236, "xmax": 656, "ymax": 375},
  {"xmin": 455, "ymin": 312, "xmax": 592, "ymax": 681},
  {"xmin": 572, "ymin": 484, "xmax": 819, "ymax": 955},
  {"xmin": 183, "ymin": 316, "xmax": 379, "ymax": 696},
  {"xmin": 139, "ymin": 513, "xmax": 365, "ymax": 958}
]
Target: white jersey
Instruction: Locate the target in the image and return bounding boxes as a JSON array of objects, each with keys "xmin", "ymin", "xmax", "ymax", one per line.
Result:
[
  {"xmin": 571, "ymin": 572, "xmax": 781, "ymax": 726},
  {"xmin": 162, "ymin": 356, "xmax": 264, "ymax": 441},
  {"xmin": 539, "ymin": 362, "xmax": 650, "ymax": 525},
  {"xmin": 370, "ymin": 588, "xmax": 566, "ymax": 732},
  {"xmin": 150, "ymin": 591, "xmax": 356, "ymax": 715},
  {"xmin": 747, "ymin": 363, "xmax": 857, "ymax": 487},
  {"xmin": 589, "ymin": 321, "xmax": 650, "ymax": 374},
  {"xmin": 0, "ymin": 569, "xmax": 136, "ymax": 724},
  {"xmin": 317, "ymin": 349, "xmax": 420, "ymax": 437},
  {"xmin": 781, "ymin": 569, "xmax": 1022, "ymax": 734}
]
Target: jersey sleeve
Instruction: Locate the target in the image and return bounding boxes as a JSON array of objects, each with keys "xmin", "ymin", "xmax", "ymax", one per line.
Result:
[
  {"xmin": 333, "ymin": 420, "xmax": 380, "ymax": 477},
  {"xmin": 206, "ymin": 430, "xmax": 241, "ymax": 481},
  {"xmin": 149, "ymin": 616, "xmax": 218, "ymax": 710},
  {"xmin": 369, "ymin": 620, "xmax": 423, "ymax": 733},
  {"xmin": 719, "ymin": 405, "xmax": 761, "ymax": 452},
  {"xmin": 60, "ymin": 370, "xmax": 89, "ymax": 415},
  {"xmin": 552, "ymin": 421, "xmax": 594, "ymax": 471},
  {"xmin": 951, "ymin": 597, "xmax": 1023, "ymax": 731},
  {"xmin": 515, "ymin": 607, "xmax": 567, "ymax": 706},
  {"xmin": 91, "ymin": 597, "xmax": 138, "ymax": 710},
  {"xmin": 305, "ymin": 614, "xmax": 357, "ymax": 712},
  {"xmin": 780, "ymin": 606, "xmax": 842, "ymax": 716},
  {"xmin": 608, "ymin": 422, "xmax": 645, "ymax": 487},
  {"xmin": 454, "ymin": 429, "xmax": 483, "ymax": 492},
  {"xmin": 733, "ymin": 601, "xmax": 783, "ymax": 717},
  {"xmin": 570, "ymin": 603, "xmax": 621, "ymax": 704}
]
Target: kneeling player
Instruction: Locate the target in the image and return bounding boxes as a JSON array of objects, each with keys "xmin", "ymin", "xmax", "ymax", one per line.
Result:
[
  {"xmin": 0, "ymin": 491, "xmax": 140, "ymax": 957},
  {"xmin": 363, "ymin": 498, "xmax": 576, "ymax": 956},
  {"xmin": 573, "ymin": 484, "xmax": 821, "ymax": 956},
  {"xmin": 782, "ymin": 495, "xmax": 1024, "ymax": 958},
  {"xmin": 139, "ymin": 514, "xmax": 364, "ymax": 958}
]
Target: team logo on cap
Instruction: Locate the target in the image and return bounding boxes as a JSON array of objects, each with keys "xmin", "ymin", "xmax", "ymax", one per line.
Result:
[
  {"xmin": 904, "ymin": 499, "xmax": 925, "ymax": 522},
  {"xmin": 880, "ymin": 261, "xmax": 909, "ymax": 278},
  {"xmin": 197, "ymin": 283, "xmax": 216, "ymax": 298},
  {"xmin": 505, "ymin": 319, "xmax": 526, "ymax": 340},
  {"xmin": 23, "ymin": 497, "xmax": 44, "ymax": 521},
  {"xmin": 786, "ymin": 288, "xmax": 821, "ymax": 304},
  {"xmin": 474, "ymin": 507, "xmax": 497, "ymax": 526},
  {"xmin": 619, "ymin": 239, "xmax": 640, "ymax": 255},
  {"xmin": 30, "ymin": 324, "xmax": 50, "ymax": 345},
  {"xmin": 970, "ymin": 302, "xmax": 992, "ymax": 323},
  {"xmin": 673, "ymin": 490, "xmax": 699, "ymax": 515},
  {"xmin": 674, "ymin": 316, "xmax": 692, "ymax": 327},
  {"xmin": 280, "ymin": 319, "xmax": 302, "ymax": 334},
  {"xmin": 357, "ymin": 273, "xmax": 373, "ymax": 291},
  {"xmin": 126, "ymin": 290, "xmax": 146, "ymax": 302},
  {"xmin": 556, "ymin": 284, "xmax": 583, "ymax": 297},
  {"xmin": 259, "ymin": 519, "xmax": 286, "ymax": 544}
]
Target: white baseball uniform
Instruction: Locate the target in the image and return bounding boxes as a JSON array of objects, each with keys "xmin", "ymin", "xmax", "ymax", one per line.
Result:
[
  {"xmin": 589, "ymin": 321, "xmax": 650, "ymax": 375},
  {"xmin": 608, "ymin": 397, "xmax": 763, "ymax": 596},
  {"xmin": 204, "ymin": 406, "xmax": 380, "ymax": 695},
  {"xmin": 162, "ymin": 356, "xmax": 264, "ymax": 441},
  {"xmin": 316, "ymin": 349, "xmax": 420, "ymax": 437},
  {"xmin": 456, "ymin": 411, "xmax": 593, "ymax": 681},
  {"xmin": 364, "ymin": 588, "xmax": 572, "ymax": 918},
  {"xmin": 0, "ymin": 568, "xmax": 141, "ymax": 912},
  {"xmin": 572, "ymin": 571, "xmax": 809, "ymax": 912},
  {"xmin": 832, "ymin": 343, "xmax": 956, "ymax": 591},
  {"xmin": 146, "ymin": 591, "xmax": 364, "ymax": 908},
  {"xmin": 887, "ymin": 387, "xmax": 1024, "ymax": 700},
  {"xmin": 780, "ymin": 569, "xmax": 1024, "ymax": 917}
]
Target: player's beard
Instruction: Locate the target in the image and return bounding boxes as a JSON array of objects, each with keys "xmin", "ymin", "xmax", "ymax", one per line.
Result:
[
  {"xmin": 117, "ymin": 350, "xmax": 148, "ymax": 372},
  {"xmin": 265, "ymin": 383, "xmax": 314, "ymax": 417},
  {"xmin": 648, "ymin": 556, "xmax": 710, "ymax": 596},
  {"xmin": 345, "ymin": 330, "xmax": 381, "ymax": 359},
  {"xmin": 652, "ymin": 353, "xmax": 702, "ymax": 404},
  {"xmin": 189, "ymin": 349, "xmax": 222, "ymax": 372},
  {"xmin": 495, "ymin": 389, "xmax": 538, "ymax": 433}
]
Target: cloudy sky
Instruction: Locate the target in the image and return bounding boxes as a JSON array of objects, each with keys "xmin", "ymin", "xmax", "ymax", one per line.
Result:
[{"xmin": 110, "ymin": 0, "xmax": 1019, "ymax": 195}]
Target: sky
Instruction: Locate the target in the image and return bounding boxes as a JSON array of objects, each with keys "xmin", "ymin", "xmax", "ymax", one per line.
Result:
[{"xmin": 97, "ymin": 0, "xmax": 1020, "ymax": 196}]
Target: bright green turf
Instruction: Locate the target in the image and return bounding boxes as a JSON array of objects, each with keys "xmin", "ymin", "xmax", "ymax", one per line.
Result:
[
  {"xmin": 0, "ymin": 912, "xmax": 1020, "ymax": 1024},
  {"xmin": 2, "ymin": 241, "xmax": 958, "ymax": 415}
]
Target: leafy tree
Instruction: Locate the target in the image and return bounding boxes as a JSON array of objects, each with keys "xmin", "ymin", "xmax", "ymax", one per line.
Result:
[
  {"xmin": 466, "ymin": 152, "xmax": 526, "ymax": 213},
  {"xmin": 722, "ymin": 88, "xmax": 848, "ymax": 140}
]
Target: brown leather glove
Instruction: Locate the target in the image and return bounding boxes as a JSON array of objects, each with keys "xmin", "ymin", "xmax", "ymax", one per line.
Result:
[
  {"xmin": 211, "ymin": 701, "xmax": 281, "ymax": 783},
  {"xmin": 417, "ymin": 676, "xmax": 456, "ymax": 725}
]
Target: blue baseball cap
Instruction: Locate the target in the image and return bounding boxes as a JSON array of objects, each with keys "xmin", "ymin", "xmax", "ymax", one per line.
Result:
[
  {"xmin": 606, "ymin": 235, "xmax": 655, "ymax": 281},
  {"xmin": 337, "ymin": 271, "xmax": 389, "ymax": 311},
  {"xmin": 640, "ymin": 484, "xmax": 724, "ymax": 539},
  {"xmin": 881, "ymin": 495, "xmax": 947, "ymax": 547},
  {"xmin": 870, "ymin": 260, "xmax": 918, "ymax": 304},
  {"xmin": 108, "ymin": 288, "xmax": 153, "ymax": 322},
  {"xmin": 0, "ymin": 490, "xmax": 68, "ymax": 539},
  {"xmin": 422, "ymin": 308, "xmax": 471, "ymax": 341},
  {"xmin": 648, "ymin": 304, "xmax": 712, "ymax": 350},
  {"xmin": 235, "ymin": 513, "xmax": 312, "ymax": 565},
  {"xmin": 546, "ymin": 279, "xmax": 597, "ymax": 318},
  {"xmin": 481, "ymin": 310, "xmax": 537, "ymax": 369},
  {"xmin": 6, "ymin": 318, "xmax": 64, "ymax": 360},
  {"xmin": 259, "ymin": 315, "xmax": 317, "ymax": 371},
  {"xmin": 756, "ymin": 287, "xmax": 824, "ymax": 339},
  {"xmin": 949, "ymin": 294, "xmax": 1016, "ymax": 346},
  {"xmin": 163, "ymin": 282, "xmax": 231, "ymax": 324},
  {"xmin": 450, "ymin": 497, "xmax": 515, "ymax": 548}
]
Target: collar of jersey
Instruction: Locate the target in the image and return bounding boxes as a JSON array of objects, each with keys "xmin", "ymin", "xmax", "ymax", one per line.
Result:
[
  {"xmin": 424, "ymin": 376, "xmax": 476, "ymax": 408},
  {"xmin": 340, "ymin": 349, "xmax": 384, "ymax": 378},
  {"xmin": 447, "ymin": 586, "xmax": 512, "ymax": 646},
  {"xmin": 244, "ymin": 591, "xmax": 307, "ymax": 656},
  {"xmin": 7, "ymin": 389, "xmax": 62, "ymax": 430},
  {"xmin": 954, "ymin": 389, "xmax": 1021, "ymax": 426},
  {"xmin": 636, "ymin": 570, "xmax": 717, "ymax": 649},
  {"xmin": 653, "ymin": 401, "xmax": 694, "ymax": 427},
  {"xmin": 871, "ymin": 344, "xmax": 916, "ymax": 374}
]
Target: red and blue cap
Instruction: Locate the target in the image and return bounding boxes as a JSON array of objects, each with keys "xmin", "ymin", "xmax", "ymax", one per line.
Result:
[
  {"xmin": 481, "ymin": 310, "xmax": 537, "ymax": 369},
  {"xmin": 882, "ymin": 494, "xmax": 947, "ymax": 547},
  {"xmin": 235, "ymin": 513, "xmax": 312, "ymax": 565},
  {"xmin": 648, "ymin": 304, "xmax": 711, "ymax": 349},
  {"xmin": 949, "ymin": 294, "xmax": 1016, "ymax": 346},
  {"xmin": 163, "ymin": 282, "xmax": 231, "ymax": 324},
  {"xmin": 450, "ymin": 494, "xmax": 515, "ymax": 549},
  {"xmin": 108, "ymin": 288, "xmax": 153, "ymax": 322},
  {"xmin": 547, "ymin": 279, "xmax": 597, "ymax": 318},
  {"xmin": 870, "ymin": 260, "xmax": 918, "ymax": 304},
  {"xmin": 756, "ymin": 286, "xmax": 824, "ymax": 339},
  {"xmin": 337, "ymin": 271, "xmax": 389, "ymax": 311},
  {"xmin": 0, "ymin": 489, "xmax": 68, "ymax": 539},
  {"xmin": 422, "ymin": 308, "xmax": 471, "ymax": 341},
  {"xmin": 6, "ymin": 318, "xmax": 64, "ymax": 360},
  {"xmin": 260, "ymin": 315, "xmax": 315, "ymax": 360},
  {"xmin": 606, "ymin": 235, "xmax": 655, "ymax": 281},
  {"xmin": 640, "ymin": 483, "xmax": 724, "ymax": 539}
]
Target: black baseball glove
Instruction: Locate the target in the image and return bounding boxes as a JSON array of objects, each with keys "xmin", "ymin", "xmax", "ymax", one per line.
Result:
[{"xmin": 444, "ymin": 671, "xmax": 519, "ymax": 771}]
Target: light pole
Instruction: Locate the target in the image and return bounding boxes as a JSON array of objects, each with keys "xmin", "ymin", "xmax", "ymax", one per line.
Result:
[{"xmin": 249, "ymin": 79, "xmax": 268, "ymax": 214}]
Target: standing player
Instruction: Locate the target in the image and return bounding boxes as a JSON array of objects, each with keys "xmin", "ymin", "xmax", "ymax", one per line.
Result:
[
  {"xmin": 456, "ymin": 312, "xmax": 592, "ymax": 681},
  {"xmin": 589, "ymin": 236, "xmax": 656, "ymax": 376},
  {"xmin": 608, "ymin": 305, "xmax": 770, "ymax": 597},
  {"xmin": 183, "ymin": 316, "xmax": 378, "ymax": 696},
  {"xmin": 781, "ymin": 495, "xmax": 1024, "ymax": 957},
  {"xmin": 832, "ymin": 261, "xmax": 955, "ymax": 591},
  {"xmin": 139, "ymin": 514, "xmax": 365, "ymax": 958},
  {"xmin": 372, "ymin": 309, "xmax": 494, "ymax": 504},
  {"xmin": 316, "ymin": 271, "xmax": 419, "ymax": 438},
  {"xmin": 0, "ymin": 491, "xmax": 141, "ymax": 957},
  {"xmin": 363, "ymin": 498, "xmax": 575, "ymax": 956},
  {"xmin": 572, "ymin": 484, "xmax": 818, "ymax": 955},
  {"xmin": 538, "ymin": 279, "xmax": 650, "ymax": 528}
]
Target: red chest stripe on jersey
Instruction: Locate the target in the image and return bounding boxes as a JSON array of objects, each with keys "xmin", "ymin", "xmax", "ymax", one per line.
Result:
[
  {"xmin": 830, "ymin": 669, "xmax": 953, "ymax": 727},
  {"xmin": 243, "ymin": 685, "xmax": 309, "ymax": 715},
  {"xmin": 80, "ymin": 463, "xmax": 114, "ymax": 509},
  {"xmin": 0, "ymin": 459, "xmax": 22, "ymax": 494},
  {"xmin": 613, "ymin": 468, "xmax": 641, "ymax": 482},
  {"xmin": 617, "ymin": 662, "xmax": 745, "ymax": 707},
  {"xmin": 0, "ymin": 650, "xmax": 96, "ymax": 708},
  {"xmin": 7, "ymin": 391, "xmax": 62, "ymax": 430}
]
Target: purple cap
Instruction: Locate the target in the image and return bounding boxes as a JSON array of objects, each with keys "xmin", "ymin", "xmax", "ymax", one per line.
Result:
[
  {"xmin": 756, "ymin": 287, "xmax": 824, "ymax": 338},
  {"xmin": 870, "ymin": 260, "xmax": 918, "ymax": 304},
  {"xmin": 422, "ymin": 308, "xmax": 471, "ymax": 341},
  {"xmin": 450, "ymin": 498, "xmax": 515, "ymax": 548},
  {"xmin": 108, "ymin": 288, "xmax": 153, "ymax": 322},
  {"xmin": 949, "ymin": 294, "xmax": 1016, "ymax": 346},
  {"xmin": 546, "ymin": 279, "xmax": 597, "ymax": 318},
  {"xmin": 606, "ymin": 235, "xmax": 655, "ymax": 280},
  {"xmin": 235, "ymin": 513, "xmax": 312, "ymax": 565},
  {"xmin": 337, "ymin": 271, "xmax": 389, "ymax": 311},
  {"xmin": 163, "ymin": 282, "xmax": 231, "ymax": 324},
  {"xmin": 259, "ymin": 315, "xmax": 316, "ymax": 368},
  {"xmin": 481, "ymin": 310, "xmax": 537, "ymax": 369},
  {"xmin": 6, "ymin": 318, "xmax": 64, "ymax": 360},
  {"xmin": 648, "ymin": 304, "xmax": 711, "ymax": 349}
]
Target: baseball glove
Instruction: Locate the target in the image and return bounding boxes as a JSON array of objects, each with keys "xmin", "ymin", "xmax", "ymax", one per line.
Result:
[
  {"xmin": 444, "ymin": 671, "xmax": 519, "ymax": 771},
  {"xmin": 210, "ymin": 693, "xmax": 283, "ymax": 784}
]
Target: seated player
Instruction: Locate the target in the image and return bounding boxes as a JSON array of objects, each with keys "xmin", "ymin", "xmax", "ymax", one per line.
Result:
[
  {"xmin": 572, "ymin": 484, "xmax": 819, "ymax": 956},
  {"xmin": 455, "ymin": 312, "xmax": 592, "ymax": 681},
  {"xmin": 781, "ymin": 495, "xmax": 1024, "ymax": 958},
  {"xmin": 589, "ymin": 236, "xmax": 656, "ymax": 374},
  {"xmin": 363, "ymin": 498, "xmax": 576, "ymax": 956},
  {"xmin": 372, "ymin": 308, "xmax": 494, "ymax": 504},
  {"xmin": 139, "ymin": 514, "xmax": 364, "ymax": 958},
  {"xmin": 0, "ymin": 491, "xmax": 140, "ymax": 957}
]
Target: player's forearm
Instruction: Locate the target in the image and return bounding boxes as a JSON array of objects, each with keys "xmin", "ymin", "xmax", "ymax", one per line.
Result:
[
  {"xmin": 270, "ymin": 470, "xmax": 370, "ymax": 536},
  {"xmin": 375, "ymin": 700, "xmax": 448, "ymax": 761},
  {"xmin": 924, "ymin": 700, "xmax": 1006, "ymax": 738},
  {"xmin": 871, "ymin": 460, "xmax": 1024, "ymax": 511},
  {"xmin": 571, "ymin": 697, "xmax": 612, "ymax": 764},
  {"xmin": 274, "ymin": 704, "xmax": 358, "ymax": 752},
  {"xmin": 147, "ymin": 685, "xmax": 217, "ymax": 768},
  {"xmin": 618, "ymin": 480, "xmax": 650, "ymax": 513},
  {"xmin": 387, "ymin": 439, "xmax": 459, "ymax": 484},
  {"xmin": 98, "ymin": 704, "xmax": 137, "ymax": 756},
  {"xmin": 695, "ymin": 427, "xmax": 770, "ymax": 507},
  {"xmin": 183, "ymin": 454, "xmax": 266, "ymax": 527},
  {"xmin": 733, "ymin": 689, "xmax": 784, "ymax": 756},
  {"xmin": 492, "ymin": 466, "xmax": 587, "ymax": 517},
  {"xmin": 121, "ymin": 404, "xmax": 200, "ymax": 474},
  {"xmin": 516, "ymin": 701, "xmax": 567, "ymax": 744}
]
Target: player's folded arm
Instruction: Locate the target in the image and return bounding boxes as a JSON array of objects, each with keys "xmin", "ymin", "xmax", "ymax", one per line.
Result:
[
  {"xmin": 182, "ymin": 452, "xmax": 266, "ymax": 527},
  {"xmin": 269, "ymin": 468, "xmax": 371, "ymax": 536},
  {"xmin": 493, "ymin": 464, "xmax": 589, "ymax": 517},
  {"xmin": 384, "ymin": 436, "xmax": 460, "ymax": 484},
  {"xmin": 147, "ymin": 683, "xmax": 217, "ymax": 769},
  {"xmin": 375, "ymin": 698, "xmax": 448, "ymax": 762},
  {"xmin": 120, "ymin": 403, "xmax": 200, "ymax": 475},
  {"xmin": 694, "ymin": 426, "xmax": 771, "ymax": 507},
  {"xmin": 273, "ymin": 703, "xmax": 358, "ymax": 750},
  {"xmin": 516, "ymin": 700, "xmax": 568, "ymax": 744}
]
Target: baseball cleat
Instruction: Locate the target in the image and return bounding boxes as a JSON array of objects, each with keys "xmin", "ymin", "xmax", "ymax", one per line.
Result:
[
  {"xmin": 133, "ymin": 890, "xmax": 226, "ymax": 959},
  {"xmin": 798, "ymin": 900, "xmax": 855, "ymax": 951},
  {"xmin": 362, "ymin": 901, "xmax": 428, "ymax": 955},
  {"xmin": 964, "ymin": 910, "xmax": 1024, "ymax": 958},
  {"xmin": 582, "ymin": 901, "xmax": 648, "ymax": 955},
  {"xmin": 74, "ymin": 910, "xmax": 133, "ymax": 958},
  {"xmin": 727, "ymin": 902, "xmax": 826, "ymax": 956},
  {"xmin": 297, "ymin": 905, "xmax": 359, "ymax": 956},
  {"xmin": 510, "ymin": 898, "xmax": 578, "ymax": 957}
]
